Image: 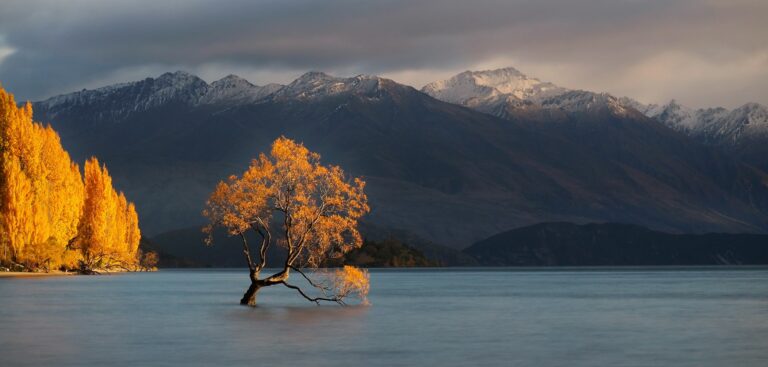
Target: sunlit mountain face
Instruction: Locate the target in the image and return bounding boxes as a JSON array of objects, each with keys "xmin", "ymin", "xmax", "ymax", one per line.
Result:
[
  {"xmin": 31, "ymin": 69, "xmax": 768, "ymax": 248},
  {"xmin": 426, "ymin": 67, "xmax": 768, "ymax": 182}
]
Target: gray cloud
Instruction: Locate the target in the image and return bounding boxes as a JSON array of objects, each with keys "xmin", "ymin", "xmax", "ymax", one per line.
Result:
[{"xmin": 0, "ymin": 0, "xmax": 766, "ymax": 108}]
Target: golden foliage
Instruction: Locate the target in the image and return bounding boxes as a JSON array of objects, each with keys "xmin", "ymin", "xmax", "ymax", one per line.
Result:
[
  {"xmin": 333, "ymin": 265, "xmax": 370, "ymax": 304},
  {"xmin": 0, "ymin": 85, "xmax": 142, "ymax": 271},
  {"xmin": 204, "ymin": 136, "xmax": 369, "ymax": 267},
  {"xmin": 204, "ymin": 137, "xmax": 370, "ymax": 304},
  {"xmin": 76, "ymin": 158, "xmax": 141, "ymax": 270}
]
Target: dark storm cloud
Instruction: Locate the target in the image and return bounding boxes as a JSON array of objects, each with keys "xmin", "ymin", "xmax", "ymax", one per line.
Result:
[{"xmin": 0, "ymin": 0, "xmax": 766, "ymax": 107}]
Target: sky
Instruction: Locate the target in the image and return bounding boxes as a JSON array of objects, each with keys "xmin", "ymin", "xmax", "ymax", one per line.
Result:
[{"xmin": 0, "ymin": 0, "xmax": 766, "ymax": 108}]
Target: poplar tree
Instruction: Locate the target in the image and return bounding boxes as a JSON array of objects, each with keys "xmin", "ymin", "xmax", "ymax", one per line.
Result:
[{"xmin": 0, "ymin": 86, "xmax": 143, "ymax": 272}]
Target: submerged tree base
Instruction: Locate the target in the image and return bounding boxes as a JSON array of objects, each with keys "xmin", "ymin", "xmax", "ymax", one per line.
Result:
[
  {"xmin": 236, "ymin": 267, "xmax": 370, "ymax": 307},
  {"xmin": 241, "ymin": 283, "xmax": 261, "ymax": 306}
]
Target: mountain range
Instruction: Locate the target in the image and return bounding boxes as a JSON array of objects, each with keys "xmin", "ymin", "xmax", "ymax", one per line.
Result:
[
  {"xmin": 422, "ymin": 67, "xmax": 768, "ymax": 171},
  {"xmin": 627, "ymin": 99, "xmax": 768, "ymax": 174},
  {"xmin": 29, "ymin": 67, "xmax": 768, "ymax": 249}
]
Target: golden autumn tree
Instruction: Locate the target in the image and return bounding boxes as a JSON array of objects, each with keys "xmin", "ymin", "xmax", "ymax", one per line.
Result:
[
  {"xmin": 0, "ymin": 85, "xmax": 142, "ymax": 272},
  {"xmin": 204, "ymin": 137, "xmax": 370, "ymax": 306},
  {"xmin": 75, "ymin": 158, "xmax": 141, "ymax": 272},
  {"xmin": 0, "ymin": 86, "xmax": 84, "ymax": 270}
]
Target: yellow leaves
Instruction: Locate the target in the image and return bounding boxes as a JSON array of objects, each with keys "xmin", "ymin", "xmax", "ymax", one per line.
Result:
[
  {"xmin": 204, "ymin": 136, "xmax": 370, "ymax": 266},
  {"xmin": 333, "ymin": 265, "xmax": 370, "ymax": 305},
  {"xmin": 0, "ymin": 86, "xmax": 141, "ymax": 271},
  {"xmin": 203, "ymin": 168, "xmax": 273, "ymax": 241},
  {"xmin": 1, "ymin": 154, "xmax": 34, "ymax": 260},
  {"xmin": 0, "ymin": 86, "xmax": 69, "ymax": 266},
  {"xmin": 204, "ymin": 137, "xmax": 372, "ymax": 304},
  {"xmin": 78, "ymin": 157, "xmax": 141, "ymax": 269}
]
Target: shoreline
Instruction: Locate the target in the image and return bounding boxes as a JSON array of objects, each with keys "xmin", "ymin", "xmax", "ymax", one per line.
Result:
[{"xmin": 0, "ymin": 271, "xmax": 77, "ymax": 278}]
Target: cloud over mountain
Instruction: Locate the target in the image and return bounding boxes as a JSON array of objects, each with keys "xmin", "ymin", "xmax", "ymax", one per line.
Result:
[{"xmin": 0, "ymin": 0, "xmax": 766, "ymax": 107}]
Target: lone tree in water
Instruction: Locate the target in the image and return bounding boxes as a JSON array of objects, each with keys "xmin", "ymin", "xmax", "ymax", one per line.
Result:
[{"xmin": 203, "ymin": 137, "xmax": 370, "ymax": 306}]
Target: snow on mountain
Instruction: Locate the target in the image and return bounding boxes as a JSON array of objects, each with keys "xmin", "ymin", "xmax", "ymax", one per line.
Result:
[
  {"xmin": 696, "ymin": 103, "xmax": 768, "ymax": 143},
  {"xmin": 422, "ymin": 67, "xmax": 569, "ymax": 107},
  {"xmin": 627, "ymin": 97, "xmax": 768, "ymax": 144},
  {"xmin": 648, "ymin": 100, "xmax": 699, "ymax": 131},
  {"xmin": 422, "ymin": 72, "xmax": 501, "ymax": 105},
  {"xmin": 39, "ymin": 71, "xmax": 202, "ymax": 109},
  {"xmin": 37, "ymin": 81, "xmax": 133, "ymax": 111},
  {"xmin": 423, "ymin": 67, "xmax": 766, "ymax": 139},
  {"xmin": 35, "ymin": 70, "xmax": 420, "ymax": 125},
  {"xmin": 36, "ymin": 71, "xmax": 285, "ymax": 120},
  {"xmin": 146, "ymin": 71, "xmax": 211, "ymax": 106},
  {"xmin": 274, "ymin": 71, "xmax": 400, "ymax": 101},
  {"xmin": 421, "ymin": 67, "xmax": 651, "ymax": 119},
  {"xmin": 540, "ymin": 90, "xmax": 632, "ymax": 116},
  {"xmin": 201, "ymin": 75, "xmax": 282, "ymax": 105},
  {"xmin": 35, "ymin": 71, "xmax": 210, "ymax": 121},
  {"xmin": 35, "ymin": 68, "xmax": 767, "ymax": 147},
  {"xmin": 618, "ymin": 97, "xmax": 664, "ymax": 117}
]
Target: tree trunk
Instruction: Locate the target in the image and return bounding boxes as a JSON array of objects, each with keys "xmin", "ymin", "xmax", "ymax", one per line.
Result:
[{"xmin": 241, "ymin": 281, "xmax": 261, "ymax": 306}]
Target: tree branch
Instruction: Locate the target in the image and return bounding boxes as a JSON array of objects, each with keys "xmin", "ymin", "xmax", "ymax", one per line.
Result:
[
  {"xmin": 289, "ymin": 265, "xmax": 332, "ymax": 296},
  {"xmin": 252, "ymin": 218, "xmax": 272, "ymax": 272},
  {"xmin": 239, "ymin": 232, "xmax": 256, "ymax": 272},
  {"xmin": 280, "ymin": 281, "xmax": 345, "ymax": 305},
  {"xmin": 288, "ymin": 201, "xmax": 327, "ymax": 266}
]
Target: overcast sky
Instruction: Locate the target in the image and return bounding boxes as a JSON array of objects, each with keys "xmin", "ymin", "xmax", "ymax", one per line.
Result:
[{"xmin": 0, "ymin": 0, "xmax": 766, "ymax": 108}]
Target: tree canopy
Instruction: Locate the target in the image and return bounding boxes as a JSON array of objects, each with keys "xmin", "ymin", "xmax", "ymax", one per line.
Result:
[
  {"xmin": 204, "ymin": 137, "xmax": 370, "ymax": 305},
  {"xmin": 0, "ymin": 85, "xmax": 142, "ymax": 272}
]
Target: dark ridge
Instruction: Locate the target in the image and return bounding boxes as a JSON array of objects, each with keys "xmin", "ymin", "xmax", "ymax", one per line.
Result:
[{"xmin": 465, "ymin": 222, "xmax": 768, "ymax": 266}]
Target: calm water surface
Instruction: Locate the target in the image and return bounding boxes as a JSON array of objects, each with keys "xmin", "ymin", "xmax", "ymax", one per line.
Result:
[{"xmin": 1, "ymin": 268, "xmax": 767, "ymax": 366}]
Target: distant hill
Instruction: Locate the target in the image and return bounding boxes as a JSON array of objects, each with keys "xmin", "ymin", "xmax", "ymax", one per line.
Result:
[
  {"xmin": 328, "ymin": 238, "xmax": 440, "ymax": 268},
  {"xmin": 149, "ymin": 224, "xmax": 466, "ymax": 267},
  {"xmin": 464, "ymin": 222, "xmax": 768, "ymax": 266},
  {"xmin": 148, "ymin": 227, "xmax": 252, "ymax": 268}
]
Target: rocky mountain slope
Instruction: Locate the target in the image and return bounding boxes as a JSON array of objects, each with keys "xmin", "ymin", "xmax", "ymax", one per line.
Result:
[{"xmin": 623, "ymin": 98, "xmax": 768, "ymax": 173}]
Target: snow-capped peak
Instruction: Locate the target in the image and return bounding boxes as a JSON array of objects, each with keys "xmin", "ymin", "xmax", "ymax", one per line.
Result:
[
  {"xmin": 653, "ymin": 99, "xmax": 699, "ymax": 131},
  {"xmin": 283, "ymin": 71, "xmax": 343, "ymax": 94},
  {"xmin": 36, "ymin": 71, "xmax": 287, "ymax": 121},
  {"xmin": 156, "ymin": 70, "xmax": 204, "ymax": 85},
  {"xmin": 466, "ymin": 67, "xmax": 563, "ymax": 99},
  {"xmin": 422, "ymin": 67, "xmax": 569, "ymax": 106},
  {"xmin": 540, "ymin": 90, "xmax": 631, "ymax": 116},
  {"xmin": 211, "ymin": 74, "xmax": 255, "ymax": 89},
  {"xmin": 142, "ymin": 70, "xmax": 209, "ymax": 105},
  {"xmin": 734, "ymin": 102, "xmax": 768, "ymax": 120},
  {"xmin": 629, "ymin": 97, "xmax": 768, "ymax": 144},
  {"xmin": 37, "ymin": 70, "xmax": 209, "ymax": 114},
  {"xmin": 277, "ymin": 72, "xmax": 396, "ymax": 100},
  {"xmin": 202, "ymin": 74, "xmax": 282, "ymax": 104},
  {"xmin": 686, "ymin": 102, "xmax": 768, "ymax": 144}
]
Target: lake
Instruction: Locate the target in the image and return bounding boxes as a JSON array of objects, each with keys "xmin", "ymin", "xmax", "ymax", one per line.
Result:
[{"xmin": 1, "ymin": 268, "xmax": 767, "ymax": 366}]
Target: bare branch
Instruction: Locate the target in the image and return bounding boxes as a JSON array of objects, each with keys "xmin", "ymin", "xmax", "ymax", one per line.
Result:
[
  {"xmin": 289, "ymin": 265, "xmax": 333, "ymax": 296},
  {"xmin": 239, "ymin": 232, "xmax": 256, "ymax": 272},
  {"xmin": 280, "ymin": 281, "xmax": 345, "ymax": 305},
  {"xmin": 252, "ymin": 218, "xmax": 272, "ymax": 272}
]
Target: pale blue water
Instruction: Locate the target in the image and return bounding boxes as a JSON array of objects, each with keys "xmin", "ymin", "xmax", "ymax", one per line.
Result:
[{"xmin": 1, "ymin": 268, "xmax": 767, "ymax": 367}]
